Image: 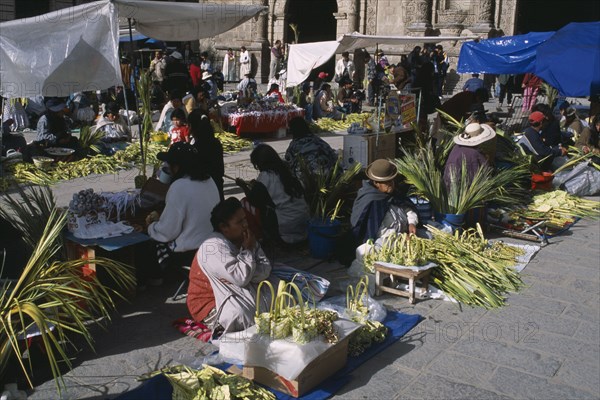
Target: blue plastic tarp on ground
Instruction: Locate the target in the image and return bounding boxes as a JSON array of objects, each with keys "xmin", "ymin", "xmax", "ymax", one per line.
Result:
[
  {"xmin": 457, "ymin": 31, "xmax": 554, "ymax": 75},
  {"xmin": 535, "ymin": 22, "xmax": 600, "ymax": 97}
]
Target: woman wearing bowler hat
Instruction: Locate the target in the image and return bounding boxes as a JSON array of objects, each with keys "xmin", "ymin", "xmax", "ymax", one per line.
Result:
[
  {"xmin": 350, "ymin": 159, "xmax": 418, "ymax": 245},
  {"xmin": 142, "ymin": 142, "xmax": 220, "ymax": 285},
  {"xmin": 443, "ymin": 122, "xmax": 497, "ymax": 190}
]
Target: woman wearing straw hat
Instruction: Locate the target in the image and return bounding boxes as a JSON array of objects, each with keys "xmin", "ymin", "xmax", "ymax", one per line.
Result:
[
  {"xmin": 443, "ymin": 122, "xmax": 496, "ymax": 190},
  {"xmin": 351, "ymin": 159, "xmax": 418, "ymax": 245}
]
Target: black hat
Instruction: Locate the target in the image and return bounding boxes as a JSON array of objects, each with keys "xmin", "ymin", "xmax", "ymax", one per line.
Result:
[
  {"xmin": 105, "ymin": 102, "xmax": 120, "ymax": 116},
  {"xmin": 157, "ymin": 142, "xmax": 198, "ymax": 167}
]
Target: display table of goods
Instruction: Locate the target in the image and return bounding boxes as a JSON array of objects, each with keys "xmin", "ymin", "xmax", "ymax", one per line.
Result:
[{"xmin": 221, "ymin": 102, "xmax": 304, "ymax": 136}]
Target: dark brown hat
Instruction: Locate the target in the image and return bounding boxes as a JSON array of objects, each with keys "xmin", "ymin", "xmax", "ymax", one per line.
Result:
[{"xmin": 366, "ymin": 159, "xmax": 397, "ymax": 182}]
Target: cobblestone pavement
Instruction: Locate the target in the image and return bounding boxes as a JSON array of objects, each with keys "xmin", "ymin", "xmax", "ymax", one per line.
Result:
[{"xmin": 13, "ymin": 115, "xmax": 600, "ymax": 400}]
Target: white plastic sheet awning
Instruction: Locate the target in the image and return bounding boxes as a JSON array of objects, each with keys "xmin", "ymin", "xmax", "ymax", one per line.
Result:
[
  {"xmin": 286, "ymin": 32, "xmax": 479, "ymax": 87},
  {"xmin": 0, "ymin": 0, "xmax": 266, "ymax": 98}
]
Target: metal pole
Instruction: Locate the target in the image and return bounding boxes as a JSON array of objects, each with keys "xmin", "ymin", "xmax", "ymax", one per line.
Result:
[{"xmin": 128, "ymin": 18, "xmax": 144, "ymax": 161}]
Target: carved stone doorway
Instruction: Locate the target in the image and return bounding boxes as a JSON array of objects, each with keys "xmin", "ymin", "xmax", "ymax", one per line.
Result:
[
  {"xmin": 284, "ymin": 0, "xmax": 338, "ymax": 79},
  {"xmin": 285, "ymin": 0, "xmax": 338, "ymax": 44}
]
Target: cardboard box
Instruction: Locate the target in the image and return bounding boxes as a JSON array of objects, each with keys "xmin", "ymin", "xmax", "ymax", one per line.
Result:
[
  {"xmin": 343, "ymin": 133, "xmax": 396, "ymax": 168},
  {"xmin": 240, "ymin": 335, "xmax": 351, "ymax": 398}
]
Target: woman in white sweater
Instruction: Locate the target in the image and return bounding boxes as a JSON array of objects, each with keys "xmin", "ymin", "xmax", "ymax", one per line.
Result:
[{"xmin": 145, "ymin": 142, "xmax": 220, "ymax": 271}]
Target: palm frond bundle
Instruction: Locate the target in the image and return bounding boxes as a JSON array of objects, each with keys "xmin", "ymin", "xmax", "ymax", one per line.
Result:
[
  {"xmin": 395, "ymin": 145, "xmax": 530, "ymax": 215},
  {"xmin": 0, "ymin": 193, "xmax": 134, "ymax": 392}
]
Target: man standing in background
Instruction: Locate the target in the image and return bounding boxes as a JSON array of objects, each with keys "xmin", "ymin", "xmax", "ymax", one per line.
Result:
[
  {"xmin": 335, "ymin": 51, "xmax": 355, "ymax": 84},
  {"xmin": 270, "ymin": 40, "xmax": 284, "ymax": 80}
]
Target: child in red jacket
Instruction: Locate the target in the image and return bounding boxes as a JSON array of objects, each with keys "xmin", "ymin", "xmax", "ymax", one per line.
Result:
[{"xmin": 169, "ymin": 108, "xmax": 190, "ymax": 144}]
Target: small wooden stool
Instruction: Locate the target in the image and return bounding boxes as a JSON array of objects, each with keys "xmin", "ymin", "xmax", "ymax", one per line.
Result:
[{"xmin": 374, "ymin": 262, "xmax": 432, "ymax": 304}]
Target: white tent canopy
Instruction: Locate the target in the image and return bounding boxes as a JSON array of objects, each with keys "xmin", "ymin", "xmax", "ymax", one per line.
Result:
[
  {"xmin": 0, "ymin": 0, "xmax": 266, "ymax": 98},
  {"xmin": 286, "ymin": 32, "xmax": 479, "ymax": 87}
]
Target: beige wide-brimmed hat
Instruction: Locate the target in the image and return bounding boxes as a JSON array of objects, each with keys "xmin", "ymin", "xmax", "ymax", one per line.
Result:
[
  {"xmin": 454, "ymin": 123, "xmax": 496, "ymax": 147},
  {"xmin": 202, "ymin": 71, "xmax": 212, "ymax": 80},
  {"xmin": 366, "ymin": 159, "xmax": 398, "ymax": 182}
]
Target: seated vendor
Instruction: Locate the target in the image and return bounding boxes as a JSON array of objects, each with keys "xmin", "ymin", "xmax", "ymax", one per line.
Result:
[
  {"xmin": 24, "ymin": 98, "xmax": 81, "ymax": 162},
  {"xmin": 336, "ymin": 78, "xmax": 359, "ymax": 114},
  {"xmin": 443, "ymin": 122, "xmax": 496, "ymax": 190},
  {"xmin": 313, "ymin": 84, "xmax": 344, "ymax": 121},
  {"xmin": 93, "ymin": 102, "xmax": 130, "ymax": 155},
  {"xmin": 237, "ymin": 144, "xmax": 309, "ymax": 245},
  {"xmin": 518, "ymin": 111, "xmax": 568, "ymax": 171},
  {"xmin": 265, "ymin": 83, "xmax": 284, "ymax": 103},
  {"xmin": 144, "ymin": 143, "xmax": 220, "ymax": 280},
  {"xmin": 284, "ymin": 117, "xmax": 338, "ymax": 180},
  {"xmin": 192, "ymin": 197, "xmax": 279, "ymax": 334},
  {"xmin": 156, "ymin": 90, "xmax": 187, "ymax": 133},
  {"xmin": 351, "ymin": 159, "xmax": 418, "ymax": 245},
  {"xmin": 575, "ymin": 114, "xmax": 600, "ymax": 155}
]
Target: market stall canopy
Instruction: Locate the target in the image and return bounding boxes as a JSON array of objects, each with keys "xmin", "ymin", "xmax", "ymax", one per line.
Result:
[
  {"xmin": 0, "ymin": 0, "xmax": 266, "ymax": 98},
  {"xmin": 457, "ymin": 31, "xmax": 554, "ymax": 75},
  {"xmin": 286, "ymin": 32, "xmax": 479, "ymax": 87},
  {"xmin": 119, "ymin": 28, "xmax": 147, "ymax": 42},
  {"xmin": 534, "ymin": 22, "xmax": 600, "ymax": 97}
]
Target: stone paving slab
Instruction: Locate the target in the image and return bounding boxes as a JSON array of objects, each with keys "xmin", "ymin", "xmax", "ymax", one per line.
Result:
[{"xmin": 12, "ymin": 136, "xmax": 600, "ymax": 399}]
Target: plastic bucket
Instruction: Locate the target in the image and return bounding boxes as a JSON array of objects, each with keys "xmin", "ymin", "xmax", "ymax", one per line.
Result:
[
  {"xmin": 307, "ymin": 219, "xmax": 341, "ymax": 259},
  {"xmin": 434, "ymin": 212, "xmax": 466, "ymax": 231},
  {"xmin": 464, "ymin": 207, "xmax": 487, "ymax": 229}
]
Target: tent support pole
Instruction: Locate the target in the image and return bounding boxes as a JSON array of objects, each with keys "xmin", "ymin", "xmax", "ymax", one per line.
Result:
[{"xmin": 128, "ymin": 18, "xmax": 144, "ymax": 162}]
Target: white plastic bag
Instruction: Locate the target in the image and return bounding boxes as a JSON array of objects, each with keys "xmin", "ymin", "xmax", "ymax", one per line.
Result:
[
  {"xmin": 219, "ymin": 319, "xmax": 359, "ymax": 381},
  {"xmin": 553, "ymin": 162, "xmax": 600, "ymax": 196}
]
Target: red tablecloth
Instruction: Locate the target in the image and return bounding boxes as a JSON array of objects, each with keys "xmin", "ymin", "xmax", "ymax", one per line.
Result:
[{"xmin": 223, "ymin": 109, "xmax": 305, "ymax": 136}]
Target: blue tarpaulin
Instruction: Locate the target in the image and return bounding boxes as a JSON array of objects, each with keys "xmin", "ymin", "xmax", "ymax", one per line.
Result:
[
  {"xmin": 458, "ymin": 21, "xmax": 600, "ymax": 97},
  {"xmin": 457, "ymin": 31, "xmax": 554, "ymax": 75},
  {"xmin": 535, "ymin": 22, "xmax": 600, "ymax": 97},
  {"xmin": 119, "ymin": 32, "xmax": 147, "ymax": 42}
]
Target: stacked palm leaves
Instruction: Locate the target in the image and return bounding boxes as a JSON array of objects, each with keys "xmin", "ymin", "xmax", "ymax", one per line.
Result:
[
  {"xmin": 363, "ymin": 233, "xmax": 428, "ymax": 273},
  {"xmin": 139, "ymin": 364, "xmax": 275, "ymax": 400},
  {"xmin": 255, "ymin": 280, "xmax": 338, "ymax": 345},
  {"xmin": 515, "ymin": 190, "xmax": 600, "ymax": 223},
  {"xmin": 395, "ymin": 145, "xmax": 530, "ymax": 214},
  {"xmin": 426, "ymin": 225, "xmax": 525, "ymax": 309},
  {"xmin": 0, "ymin": 187, "xmax": 135, "ymax": 392},
  {"xmin": 552, "ymin": 146, "xmax": 600, "ymax": 174},
  {"xmin": 6, "ymin": 142, "xmax": 167, "ymax": 187},
  {"xmin": 309, "ymin": 113, "xmax": 372, "ymax": 133},
  {"xmin": 360, "ymin": 225, "xmax": 525, "ymax": 309}
]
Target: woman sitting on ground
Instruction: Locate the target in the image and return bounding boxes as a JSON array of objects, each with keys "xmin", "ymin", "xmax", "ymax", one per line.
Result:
[
  {"xmin": 575, "ymin": 114, "xmax": 600, "ymax": 155},
  {"xmin": 284, "ymin": 116, "xmax": 338, "ymax": 180},
  {"xmin": 93, "ymin": 102, "xmax": 130, "ymax": 155},
  {"xmin": 351, "ymin": 159, "xmax": 418, "ymax": 245},
  {"xmin": 265, "ymin": 83, "xmax": 284, "ymax": 103},
  {"xmin": 237, "ymin": 144, "xmax": 310, "ymax": 244},
  {"xmin": 190, "ymin": 197, "xmax": 279, "ymax": 334},
  {"xmin": 144, "ymin": 142, "xmax": 220, "ymax": 280},
  {"xmin": 313, "ymin": 83, "xmax": 343, "ymax": 120}
]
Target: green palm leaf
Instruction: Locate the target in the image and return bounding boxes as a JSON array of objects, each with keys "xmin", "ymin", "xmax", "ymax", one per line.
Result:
[{"xmin": 1, "ymin": 201, "xmax": 134, "ymax": 393}]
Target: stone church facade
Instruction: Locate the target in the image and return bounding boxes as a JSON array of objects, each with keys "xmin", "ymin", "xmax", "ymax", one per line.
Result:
[
  {"xmin": 1, "ymin": 0, "xmax": 519, "ymax": 88},
  {"xmin": 202, "ymin": 0, "xmax": 518, "ymax": 86}
]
